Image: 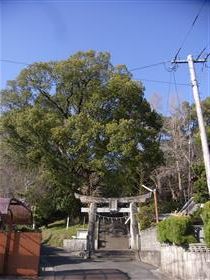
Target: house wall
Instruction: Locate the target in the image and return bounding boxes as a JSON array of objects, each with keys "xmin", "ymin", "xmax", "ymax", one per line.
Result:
[{"xmin": 0, "ymin": 231, "xmax": 41, "ymax": 276}]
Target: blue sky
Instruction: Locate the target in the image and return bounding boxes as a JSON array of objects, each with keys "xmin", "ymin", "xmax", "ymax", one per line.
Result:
[{"xmin": 1, "ymin": 0, "xmax": 209, "ymax": 114}]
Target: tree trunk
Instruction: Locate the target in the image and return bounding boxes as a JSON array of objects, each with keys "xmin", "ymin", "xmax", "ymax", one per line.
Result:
[{"xmin": 176, "ymin": 160, "xmax": 182, "ymax": 194}]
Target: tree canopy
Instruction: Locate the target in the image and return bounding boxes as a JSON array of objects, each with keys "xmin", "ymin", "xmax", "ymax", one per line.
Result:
[{"xmin": 1, "ymin": 51, "xmax": 163, "ymax": 217}]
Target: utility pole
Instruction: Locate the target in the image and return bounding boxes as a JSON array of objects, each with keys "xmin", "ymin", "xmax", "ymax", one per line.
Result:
[
  {"xmin": 142, "ymin": 185, "xmax": 159, "ymax": 223},
  {"xmin": 172, "ymin": 54, "xmax": 210, "ymax": 196}
]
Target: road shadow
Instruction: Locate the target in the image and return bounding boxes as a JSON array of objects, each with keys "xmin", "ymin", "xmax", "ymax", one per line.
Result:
[
  {"xmin": 41, "ymin": 245, "xmax": 66, "ymax": 256},
  {"xmin": 54, "ymin": 268, "xmax": 130, "ymax": 279},
  {"xmin": 41, "ymin": 246, "xmax": 92, "ymax": 272}
]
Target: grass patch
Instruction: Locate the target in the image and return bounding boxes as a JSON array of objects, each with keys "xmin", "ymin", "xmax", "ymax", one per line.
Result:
[{"xmin": 42, "ymin": 220, "xmax": 88, "ymax": 247}]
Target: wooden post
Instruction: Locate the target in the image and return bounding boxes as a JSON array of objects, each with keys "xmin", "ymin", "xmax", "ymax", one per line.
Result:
[
  {"xmin": 153, "ymin": 189, "xmax": 159, "ymax": 223},
  {"xmin": 87, "ymin": 202, "xmax": 96, "ymax": 257},
  {"xmin": 66, "ymin": 215, "xmax": 70, "ymax": 230}
]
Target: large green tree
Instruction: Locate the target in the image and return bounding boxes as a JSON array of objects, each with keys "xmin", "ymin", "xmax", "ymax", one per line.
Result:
[{"xmin": 1, "ymin": 51, "xmax": 163, "ymax": 216}]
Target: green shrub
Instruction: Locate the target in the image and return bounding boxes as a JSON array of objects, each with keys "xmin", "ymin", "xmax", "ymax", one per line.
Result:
[
  {"xmin": 184, "ymin": 234, "xmax": 198, "ymax": 244},
  {"xmin": 204, "ymin": 222, "xmax": 210, "ymax": 247},
  {"xmin": 201, "ymin": 201, "xmax": 210, "ymax": 247},
  {"xmin": 201, "ymin": 201, "xmax": 210, "ymax": 224},
  {"xmin": 190, "ymin": 208, "xmax": 202, "ymax": 225},
  {"xmin": 192, "ymin": 163, "xmax": 209, "ymax": 203},
  {"xmin": 157, "ymin": 215, "xmax": 197, "ymax": 245},
  {"xmin": 136, "ymin": 203, "xmax": 155, "ymax": 230},
  {"xmin": 157, "ymin": 219, "xmax": 168, "ymax": 243}
]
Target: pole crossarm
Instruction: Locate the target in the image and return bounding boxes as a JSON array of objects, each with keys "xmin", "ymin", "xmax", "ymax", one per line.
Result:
[
  {"xmin": 172, "ymin": 59, "xmax": 207, "ymax": 64},
  {"xmin": 74, "ymin": 192, "xmax": 152, "ymax": 204}
]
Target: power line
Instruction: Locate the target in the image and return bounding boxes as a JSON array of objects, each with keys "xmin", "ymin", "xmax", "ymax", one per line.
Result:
[
  {"xmin": 172, "ymin": 71, "xmax": 181, "ymax": 108},
  {"xmin": 0, "ymin": 59, "xmax": 30, "ymax": 66},
  {"xmin": 166, "ymin": 72, "xmax": 173, "ymax": 115},
  {"xmin": 173, "ymin": 0, "xmax": 207, "ymax": 61},
  {"xmin": 1, "ymin": 58, "xmax": 206, "ymax": 88},
  {"xmin": 205, "ymin": 53, "xmax": 210, "ymax": 61},
  {"xmin": 1, "ymin": 58, "xmax": 172, "ymax": 73},
  {"xmin": 196, "ymin": 47, "xmax": 207, "ymax": 60},
  {"xmin": 136, "ymin": 77, "xmax": 190, "ymax": 86},
  {"xmin": 129, "ymin": 61, "xmax": 170, "ymax": 72}
]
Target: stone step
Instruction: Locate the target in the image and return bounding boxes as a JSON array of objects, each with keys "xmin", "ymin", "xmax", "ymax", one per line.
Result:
[{"xmin": 93, "ymin": 250, "xmax": 136, "ymax": 261}]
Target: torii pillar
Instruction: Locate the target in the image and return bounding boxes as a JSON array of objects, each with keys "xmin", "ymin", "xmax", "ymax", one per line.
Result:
[
  {"xmin": 130, "ymin": 202, "xmax": 139, "ymax": 250},
  {"xmin": 87, "ymin": 202, "xmax": 97, "ymax": 256}
]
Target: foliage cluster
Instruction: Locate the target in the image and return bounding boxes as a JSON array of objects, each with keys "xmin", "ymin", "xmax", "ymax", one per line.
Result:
[
  {"xmin": 157, "ymin": 215, "xmax": 197, "ymax": 245},
  {"xmin": 201, "ymin": 201, "xmax": 210, "ymax": 247},
  {"xmin": 137, "ymin": 203, "xmax": 155, "ymax": 230},
  {"xmin": 0, "ymin": 50, "xmax": 163, "ymax": 225},
  {"xmin": 192, "ymin": 163, "xmax": 209, "ymax": 203},
  {"xmin": 137, "ymin": 199, "xmax": 182, "ymax": 230}
]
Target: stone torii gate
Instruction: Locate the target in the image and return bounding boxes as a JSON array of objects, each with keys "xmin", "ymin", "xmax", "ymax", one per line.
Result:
[{"xmin": 75, "ymin": 192, "xmax": 151, "ymax": 255}]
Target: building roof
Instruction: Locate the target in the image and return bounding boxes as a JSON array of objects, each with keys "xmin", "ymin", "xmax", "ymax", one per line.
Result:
[{"xmin": 0, "ymin": 197, "xmax": 32, "ymax": 225}]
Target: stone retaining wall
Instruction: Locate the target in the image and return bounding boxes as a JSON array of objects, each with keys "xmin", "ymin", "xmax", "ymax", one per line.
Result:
[
  {"xmin": 63, "ymin": 239, "xmax": 86, "ymax": 252},
  {"xmin": 139, "ymin": 227, "xmax": 210, "ymax": 280},
  {"xmin": 139, "ymin": 250, "xmax": 161, "ymax": 267},
  {"xmin": 139, "ymin": 227, "xmax": 161, "ymax": 266},
  {"xmin": 140, "ymin": 227, "xmax": 161, "ymax": 251},
  {"xmin": 161, "ymin": 244, "xmax": 210, "ymax": 280}
]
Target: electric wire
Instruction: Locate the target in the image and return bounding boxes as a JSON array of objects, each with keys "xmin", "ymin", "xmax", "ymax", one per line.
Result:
[
  {"xmin": 1, "ymin": 58, "xmax": 172, "ymax": 73},
  {"xmin": 135, "ymin": 77, "xmax": 190, "ymax": 87},
  {"xmin": 129, "ymin": 61, "xmax": 170, "ymax": 72},
  {"xmin": 173, "ymin": 0, "xmax": 207, "ymax": 61},
  {"xmin": 0, "ymin": 59, "xmax": 30, "ymax": 66},
  {"xmin": 205, "ymin": 53, "xmax": 210, "ymax": 61},
  {"xmin": 196, "ymin": 47, "xmax": 207, "ymax": 60},
  {"xmin": 172, "ymin": 71, "xmax": 181, "ymax": 109},
  {"xmin": 166, "ymin": 72, "xmax": 173, "ymax": 116},
  {"xmin": 2, "ymin": 58, "xmax": 189, "ymax": 86}
]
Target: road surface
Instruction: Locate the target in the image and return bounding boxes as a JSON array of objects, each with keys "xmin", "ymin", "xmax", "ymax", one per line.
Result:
[{"xmin": 40, "ymin": 246, "xmax": 172, "ymax": 280}]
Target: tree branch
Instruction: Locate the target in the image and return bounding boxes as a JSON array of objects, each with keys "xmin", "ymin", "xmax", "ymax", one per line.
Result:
[{"xmin": 38, "ymin": 88, "xmax": 68, "ymax": 118}]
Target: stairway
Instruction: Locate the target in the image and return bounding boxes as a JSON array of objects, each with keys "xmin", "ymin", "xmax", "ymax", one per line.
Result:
[
  {"xmin": 98, "ymin": 220, "xmax": 129, "ymax": 250},
  {"xmin": 93, "ymin": 249, "xmax": 136, "ymax": 261}
]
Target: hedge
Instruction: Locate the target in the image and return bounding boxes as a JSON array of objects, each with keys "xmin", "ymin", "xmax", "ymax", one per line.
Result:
[
  {"xmin": 202, "ymin": 201, "xmax": 210, "ymax": 247},
  {"xmin": 157, "ymin": 215, "xmax": 197, "ymax": 245}
]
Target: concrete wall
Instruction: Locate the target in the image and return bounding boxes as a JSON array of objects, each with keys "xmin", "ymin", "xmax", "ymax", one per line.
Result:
[
  {"xmin": 63, "ymin": 239, "xmax": 87, "ymax": 252},
  {"xmin": 161, "ymin": 244, "xmax": 210, "ymax": 280},
  {"xmin": 139, "ymin": 227, "xmax": 210, "ymax": 280},
  {"xmin": 139, "ymin": 250, "xmax": 161, "ymax": 267},
  {"xmin": 140, "ymin": 227, "xmax": 161, "ymax": 251},
  {"xmin": 139, "ymin": 227, "xmax": 161, "ymax": 266}
]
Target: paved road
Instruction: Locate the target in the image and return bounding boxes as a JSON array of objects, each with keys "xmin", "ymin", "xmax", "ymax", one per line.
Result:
[{"xmin": 40, "ymin": 246, "xmax": 171, "ymax": 280}]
